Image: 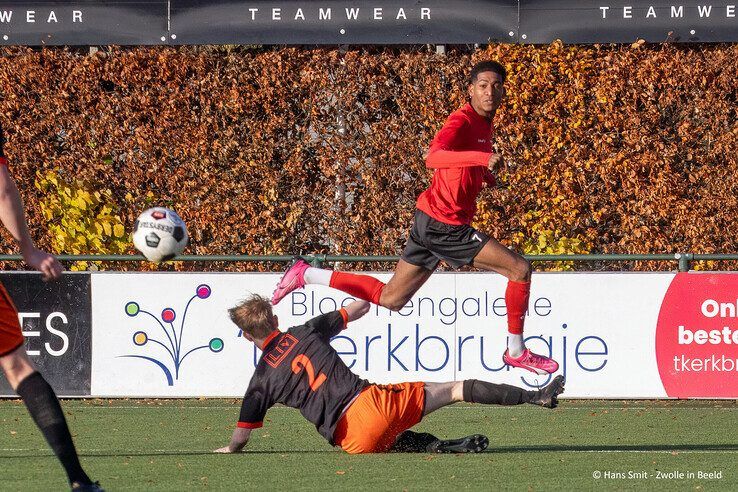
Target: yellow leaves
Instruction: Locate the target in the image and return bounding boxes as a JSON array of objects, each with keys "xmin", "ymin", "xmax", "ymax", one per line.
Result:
[
  {"xmin": 34, "ymin": 170, "xmax": 128, "ymax": 270},
  {"xmin": 4, "ymin": 45, "xmax": 736, "ymax": 273}
]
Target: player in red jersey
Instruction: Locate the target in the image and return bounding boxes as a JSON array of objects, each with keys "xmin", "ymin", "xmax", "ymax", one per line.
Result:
[
  {"xmin": 272, "ymin": 61, "xmax": 558, "ymax": 375},
  {"xmin": 0, "ymin": 124, "xmax": 102, "ymax": 491},
  {"xmin": 216, "ymin": 295, "xmax": 564, "ymax": 454}
]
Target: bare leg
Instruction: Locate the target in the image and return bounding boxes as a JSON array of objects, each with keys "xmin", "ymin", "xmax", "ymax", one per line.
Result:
[
  {"xmin": 423, "ymin": 377, "xmax": 565, "ymax": 416},
  {"xmin": 0, "ymin": 345, "xmax": 36, "ymax": 390},
  {"xmin": 378, "ymin": 260, "xmax": 435, "ymax": 311},
  {"xmin": 472, "ymin": 237, "xmax": 531, "ymax": 281},
  {"xmin": 422, "ymin": 381, "xmax": 464, "ymax": 416}
]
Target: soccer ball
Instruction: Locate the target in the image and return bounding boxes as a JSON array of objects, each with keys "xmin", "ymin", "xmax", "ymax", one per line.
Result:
[{"xmin": 132, "ymin": 207, "xmax": 188, "ymax": 262}]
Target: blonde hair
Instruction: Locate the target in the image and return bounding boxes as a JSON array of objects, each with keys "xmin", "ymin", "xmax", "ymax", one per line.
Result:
[{"xmin": 228, "ymin": 294, "xmax": 274, "ymax": 339}]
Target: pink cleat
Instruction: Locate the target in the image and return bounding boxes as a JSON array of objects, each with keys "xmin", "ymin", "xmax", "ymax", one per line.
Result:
[
  {"xmin": 271, "ymin": 257, "xmax": 310, "ymax": 305},
  {"xmin": 503, "ymin": 348, "xmax": 559, "ymax": 375}
]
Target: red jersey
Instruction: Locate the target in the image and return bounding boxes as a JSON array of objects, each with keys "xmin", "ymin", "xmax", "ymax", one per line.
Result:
[{"xmin": 416, "ymin": 103, "xmax": 495, "ymax": 225}]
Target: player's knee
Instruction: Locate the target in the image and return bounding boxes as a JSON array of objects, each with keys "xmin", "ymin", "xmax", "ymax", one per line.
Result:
[
  {"xmin": 0, "ymin": 353, "xmax": 34, "ymax": 388},
  {"xmin": 379, "ymin": 290, "xmax": 410, "ymax": 312},
  {"xmin": 383, "ymin": 300, "xmax": 405, "ymax": 312},
  {"xmin": 512, "ymin": 258, "xmax": 532, "ymax": 282}
]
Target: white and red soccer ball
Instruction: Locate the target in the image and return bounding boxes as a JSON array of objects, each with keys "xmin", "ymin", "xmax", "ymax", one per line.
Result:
[{"xmin": 132, "ymin": 207, "xmax": 188, "ymax": 262}]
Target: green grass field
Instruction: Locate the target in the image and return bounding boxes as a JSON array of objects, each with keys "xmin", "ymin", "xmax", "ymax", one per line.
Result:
[{"xmin": 0, "ymin": 399, "xmax": 736, "ymax": 491}]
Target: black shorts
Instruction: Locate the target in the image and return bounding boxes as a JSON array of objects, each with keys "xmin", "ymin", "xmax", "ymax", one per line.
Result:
[{"xmin": 401, "ymin": 210, "xmax": 490, "ymax": 271}]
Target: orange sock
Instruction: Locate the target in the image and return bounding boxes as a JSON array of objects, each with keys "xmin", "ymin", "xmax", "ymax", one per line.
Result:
[
  {"xmin": 505, "ymin": 280, "xmax": 530, "ymax": 335},
  {"xmin": 330, "ymin": 271, "xmax": 385, "ymax": 305}
]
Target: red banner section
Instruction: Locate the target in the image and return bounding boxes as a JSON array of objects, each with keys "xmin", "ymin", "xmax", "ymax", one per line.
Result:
[{"xmin": 657, "ymin": 273, "xmax": 738, "ymax": 398}]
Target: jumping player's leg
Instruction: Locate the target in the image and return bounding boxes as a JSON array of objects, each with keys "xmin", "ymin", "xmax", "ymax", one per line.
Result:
[
  {"xmin": 471, "ymin": 238, "xmax": 558, "ymax": 374},
  {"xmin": 272, "ymin": 210, "xmax": 439, "ymax": 308},
  {"xmin": 0, "ymin": 347, "xmax": 100, "ymax": 490},
  {"xmin": 273, "ymin": 257, "xmax": 434, "ymax": 311}
]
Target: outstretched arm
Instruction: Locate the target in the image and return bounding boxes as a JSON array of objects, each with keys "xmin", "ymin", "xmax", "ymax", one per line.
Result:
[
  {"xmin": 426, "ymin": 149, "xmax": 493, "ymax": 170},
  {"xmin": 306, "ymin": 299, "xmax": 371, "ymax": 339},
  {"xmin": 342, "ymin": 300, "xmax": 370, "ymax": 322},
  {"xmin": 424, "ymin": 113, "xmax": 493, "ymax": 170},
  {"xmin": 214, "ymin": 427, "xmax": 252, "ymax": 453}
]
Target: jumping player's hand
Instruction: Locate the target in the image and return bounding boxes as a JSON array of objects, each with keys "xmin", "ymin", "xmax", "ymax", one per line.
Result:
[
  {"xmin": 23, "ymin": 246, "xmax": 63, "ymax": 281},
  {"xmin": 487, "ymin": 153, "xmax": 505, "ymax": 173}
]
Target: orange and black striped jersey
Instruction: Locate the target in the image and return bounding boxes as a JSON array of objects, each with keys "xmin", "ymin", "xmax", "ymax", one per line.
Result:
[{"xmin": 237, "ymin": 310, "xmax": 369, "ymax": 445}]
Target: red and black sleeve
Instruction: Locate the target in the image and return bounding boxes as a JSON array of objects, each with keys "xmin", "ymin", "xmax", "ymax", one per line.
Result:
[
  {"xmin": 237, "ymin": 384, "xmax": 271, "ymax": 429},
  {"xmin": 304, "ymin": 310, "xmax": 347, "ymax": 340}
]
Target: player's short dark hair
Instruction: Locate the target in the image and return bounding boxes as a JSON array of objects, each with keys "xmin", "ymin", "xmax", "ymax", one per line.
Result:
[
  {"xmin": 470, "ymin": 60, "xmax": 506, "ymax": 84},
  {"xmin": 229, "ymin": 294, "xmax": 274, "ymax": 339}
]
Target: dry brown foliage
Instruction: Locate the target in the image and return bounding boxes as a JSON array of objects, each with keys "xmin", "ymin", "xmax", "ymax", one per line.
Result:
[{"xmin": 0, "ymin": 44, "xmax": 736, "ymax": 271}]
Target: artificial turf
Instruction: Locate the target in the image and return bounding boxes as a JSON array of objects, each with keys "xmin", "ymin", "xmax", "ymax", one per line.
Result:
[{"xmin": 0, "ymin": 399, "xmax": 736, "ymax": 491}]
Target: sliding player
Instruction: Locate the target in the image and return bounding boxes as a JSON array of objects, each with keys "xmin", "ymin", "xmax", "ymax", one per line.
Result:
[{"xmin": 216, "ymin": 295, "xmax": 564, "ymax": 454}]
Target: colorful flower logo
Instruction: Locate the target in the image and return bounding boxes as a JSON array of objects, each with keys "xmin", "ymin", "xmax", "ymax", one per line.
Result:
[{"xmin": 120, "ymin": 284, "xmax": 223, "ymax": 386}]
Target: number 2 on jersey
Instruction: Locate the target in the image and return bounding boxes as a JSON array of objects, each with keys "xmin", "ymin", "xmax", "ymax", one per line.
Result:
[{"xmin": 291, "ymin": 354, "xmax": 327, "ymax": 391}]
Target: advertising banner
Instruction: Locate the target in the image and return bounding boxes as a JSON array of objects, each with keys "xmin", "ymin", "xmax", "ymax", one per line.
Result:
[
  {"xmin": 0, "ymin": 1, "xmax": 168, "ymax": 46},
  {"xmin": 0, "ymin": 272, "xmax": 92, "ymax": 397},
  {"xmin": 89, "ymin": 271, "xmax": 738, "ymax": 399},
  {"xmin": 520, "ymin": 1, "xmax": 738, "ymax": 44},
  {"xmin": 91, "ymin": 273, "xmax": 272, "ymax": 397},
  {"xmin": 1, "ymin": 1, "xmax": 736, "ymax": 45},
  {"xmin": 170, "ymin": 0, "xmax": 517, "ymax": 45}
]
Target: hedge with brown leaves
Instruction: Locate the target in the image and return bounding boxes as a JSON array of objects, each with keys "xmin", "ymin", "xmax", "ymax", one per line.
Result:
[{"xmin": 0, "ymin": 44, "xmax": 736, "ymax": 271}]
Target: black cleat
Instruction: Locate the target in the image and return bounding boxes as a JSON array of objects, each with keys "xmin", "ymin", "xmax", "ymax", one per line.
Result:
[
  {"xmin": 390, "ymin": 430, "xmax": 440, "ymax": 453},
  {"xmin": 530, "ymin": 375, "xmax": 565, "ymax": 408},
  {"xmin": 428, "ymin": 434, "xmax": 489, "ymax": 454},
  {"xmin": 72, "ymin": 481, "xmax": 104, "ymax": 492}
]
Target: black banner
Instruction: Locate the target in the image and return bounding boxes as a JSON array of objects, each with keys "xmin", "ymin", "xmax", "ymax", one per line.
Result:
[
  {"xmin": 520, "ymin": 2, "xmax": 738, "ymax": 44},
  {"xmin": 170, "ymin": 0, "xmax": 517, "ymax": 44},
  {"xmin": 0, "ymin": 1, "xmax": 736, "ymax": 45},
  {"xmin": 0, "ymin": 273, "xmax": 91, "ymax": 397},
  {"xmin": 0, "ymin": 1, "xmax": 168, "ymax": 45}
]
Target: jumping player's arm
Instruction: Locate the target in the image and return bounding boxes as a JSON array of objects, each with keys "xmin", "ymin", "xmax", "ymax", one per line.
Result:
[
  {"xmin": 0, "ymin": 125, "xmax": 62, "ymax": 280},
  {"xmin": 425, "ymin": 113, "xmax": 493, "ymax": 170},
  {"xmin": 306, "ymin": 299, "xmax": 370, "ymax": 340}
]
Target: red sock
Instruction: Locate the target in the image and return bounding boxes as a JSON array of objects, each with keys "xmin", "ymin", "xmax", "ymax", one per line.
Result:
[
  {"xmin": 505, "ymin": 280, "xmax": 530, "ymax": 335},
  {"xmin": 330, "ymin": 271, "xmax": 385, "ymax": 305}
]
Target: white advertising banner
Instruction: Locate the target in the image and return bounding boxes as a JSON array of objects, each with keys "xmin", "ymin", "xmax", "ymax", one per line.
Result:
[{"xmin": 90, "ymin": 272, "xmax": 738, "ymax": 398}]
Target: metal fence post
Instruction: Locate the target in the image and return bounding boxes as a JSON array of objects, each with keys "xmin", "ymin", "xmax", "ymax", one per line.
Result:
[
  {"xmin": 676, "ymin": 253, "xmax": 693, "ymax": 272},
  {"xmin": 310, "ymin": 254, "xmax": 326, "ymax": 268}
]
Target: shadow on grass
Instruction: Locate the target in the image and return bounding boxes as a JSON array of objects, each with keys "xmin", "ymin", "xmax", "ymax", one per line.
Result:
[
  {"xmin": 3, "ymin": 444, "xmax": 738, "ymax": 459},
  {"xmin": 491, "ymin": 444, "xmax": 738, "ymax": 453},
  {"xmin": 0, "ymin": 449, "xmax": 339, "ymax": 459}
]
